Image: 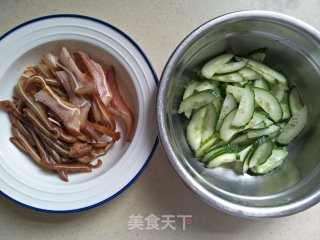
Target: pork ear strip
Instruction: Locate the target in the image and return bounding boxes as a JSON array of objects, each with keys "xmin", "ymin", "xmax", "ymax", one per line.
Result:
[
  {"xmin": 23, "ymin": 108, "xmax": 60, "ymax": 140},
  {"xmin": 9, "ymin": 114, "xmax": 36, "ymax": 146},
  {"xmin": 15, "ymin": 78, "xmax": 60, "ymax": 137},
  {"xmin": 107, "ymin": 66, "xmax": 135, "ymax": 142}
]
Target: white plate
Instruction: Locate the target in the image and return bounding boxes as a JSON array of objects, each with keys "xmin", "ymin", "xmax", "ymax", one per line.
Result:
[{"xmin": 0, "ymin": 14, "xmax": 158, "ymax": 212}]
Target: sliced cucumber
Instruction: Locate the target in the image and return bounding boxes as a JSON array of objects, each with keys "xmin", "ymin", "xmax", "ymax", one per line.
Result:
[
  {"xmin": 281, "ymin": 103, "xmax": 291, "ymax": 120},
  {"xmin": 241, "ymin": 57, "xmax": 288, "ymax": 85},
  {"xmin": 182, "ymin": 81, "xmax": 200, "ymax": 118},
  {"xmin": 251, "ymin": 122, "xmax": 266, "ymax": 129},
  {"xmin": 183, "ymin": 81, "xmax": 200, "ymax": 100},
  {"xmin": 216, "ymin": 61, "xmax": 246, "ymax": 74},
  {"xmin": 219, "ymin": 109, "xmax": 238, "ymax": 142},
  {"xmin": 180, "ymin": 52, "xmax": 308, "ymax": 176},
  {"xmin": 264, "ymin": 118, "xmax": 274, "ymax": 127},
  {"xmin": 248, "ymin": 47, "xmax": 268, "ymax": 62},
  {"xmin": 226, "ymin": 85, "xmax": 243, "ymax": 102},
  {"xmin": 203, "ymin": 143, "xmax": 237, "ymax": 163},
  {"xmin": 270, "ymin": 84, "xmax": 286, "ymax": 102},
  {"xmin": 212, "ymin": 95, "xmax": 223, "ymax": 113},
  {"xmin": 216, "ymin": 94, "xmax": 237, "ymax": 130},
  {"xmin": 246, "ymin": 111, "xmax": 267, "ymax": 129},
  {"xmin": 195, "ymin": 134, "xmax": 219, "ymax": 157},
  {"xmin": 242, "ymin": 137, "xmax": 267, "ymax": 173},
  {"xmin": 186, "ymin": 107, "xmax": 207, "ymax": 151},
  {"xmin": 178, "ymin": 90, "xmax": 215, "ymax": 114},
  {"xmin": 254, "ymin": 79, "xmax": 270, "ymax": 90},
  {"xmin": 239, "ymin": 68, "xmax": 261, "ymax": 80},
  {"xmin": 277, "ymin": 105, "xmax": 308, "ymax": 145},
  {"xmin": 289, "ymin": 87, "xmax": 303, "ymax": 116},
  {"xmin": 252, "ymin": 148, "xmax": 288, "ymax": 174},
  {"xmin": 195, "ymin": 81, "xmax": 218, "ymax": 93},
  {"xmin": 237, "ymin": 144, "xmax": 253, "ymax": 162},
  {"xmin": 201, "ymin": 54, "xmax": 234, "ymax": 79},
  {"xmin": 212, "ymin": 73, "xmax": 244, "ymax": 83},
  {"xmin": 248, "ymin": 140, "xmax": 273, "ymax": 168},
  {"xmin": 232, "ymin": 86, "xmax": 255, "ymax": 128},
  {"xmin": 202, "ymin": 145, "xmax": 225, "ymax": 163},
  {"xmin": 201, "ymin": 103, "xmax": 217, "ymax": 141},
  {"xmin": 247, "ymin": 125, "xmax": 280, "ymax": 139},
  {"xmin": 230, "ymin": 134, "xmax": 255, "ymax": 146},
  {"xmin": 207, "ymin": 153, "xmax": 237, "ymax": 168},
  {"xmin": 242, "ymin": 147, "xmax": 253, "ymax": 173},
  {"xmin": 253, "ymin": 87, "xmax": 283, "ymax": 122}
]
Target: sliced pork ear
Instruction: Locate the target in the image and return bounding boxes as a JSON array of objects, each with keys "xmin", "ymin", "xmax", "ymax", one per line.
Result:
[
  {"xmin": 77, "ymin": 51, "xmax": 113, "ymax": 105},
  {"xmin": 56, "ymin": 71, "xmax": 98, "ymax": 141},
  {"xmin": 92, "ymin": 95, "xmax": 116, "ymax": 131},
  {"xmin": 59, "ymin": 47, "xmax": 96, "ymax": 95},
  {"xmin": 107, "ymin": 66, "xmax": 135, "ymax": 142},
  {"xmin": 34, "ymin": 86, "xmax": 82, "ymax": 137},
  {"xmin": 15, "ymin": 78, "xmax": 61, "ymax": 136}
]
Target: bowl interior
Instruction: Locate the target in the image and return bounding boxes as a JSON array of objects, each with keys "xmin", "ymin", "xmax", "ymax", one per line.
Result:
[
  {"xmin": 165, "ymin": 16, "xmax": 320, "ymax": 208},
  {"xmin": 0, "ymin": 40, "xmax": 139, "ymax": 184}
]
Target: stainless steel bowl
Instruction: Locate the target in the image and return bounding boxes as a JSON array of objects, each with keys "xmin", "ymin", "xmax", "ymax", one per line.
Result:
[{"xmin": 157, "ymin": 10, "xmax": 320, "ymax": 218}]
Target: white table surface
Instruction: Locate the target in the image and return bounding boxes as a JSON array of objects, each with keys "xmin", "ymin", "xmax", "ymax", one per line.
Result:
[{"xmin": 0, "ymin": 1, "xmax": 319, "ymax": 239}]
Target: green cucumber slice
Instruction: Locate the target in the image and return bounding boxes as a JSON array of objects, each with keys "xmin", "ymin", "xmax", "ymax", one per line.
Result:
[
  {"xmin": 277, "ymin": 105, "xmax": 308, "ymax": 145},
  {"xmin": 237, "ymin": 144, "xmax": 253, "ymax": 162},
  {"xmin": 202, "ymin": 146, "xmax": 225, "ymax": 163},
  {"xmin": 195, "ymin": 81, "xmax": 218, "ymax": 93},
  {"xmin": 186, "ymin": 107, "xmax": 207, "ymax": 151},
  {"xmin": 289, "ymin": 87, "xmax": 303, "ymax": 116},
  {"xmin": 253, "ymin": 87, "xmax": 283, "ymax": 122},
  {"xmin": 264, "ymin": 118, "xmax": 274, "ymax": 127},
  {"xmin": 207, "ymin": 153, "xmax": 237, "ymax": 168},
  {"xmin": 183, "ymin": 81, "xmax": 200, "ymax": 100},
  {"xmin": 246, "ymin": 111, "xmax": 268, "ymax": 129},
  {"xmin": 202, "ymin": 103, "xmax": 217, "ymax": 141},
  {"xmin": 247, "ymin": 125, "xmax": 280, "ymax": 139},
  {"xmin": 183, "ymin": 81, "xmax": 201, "ymax": 118},
  {"xmin": 220, "ymin": 109, "xmax": 238, "ymax": 142},
  {"xmin": 241, "ymin": 57, "xmax": 288, "ymax": 85},
  {"xmin": 232, "ymin": 86, "xmax": 255, "ymax": 128},
  {"xmin": 178, "ymin": 90, "xmax": 215, "ymax": 114},
  {"xmin": 242, "ymin": 137, "xmax": 268, "ymax": 173},
  {"xmin": 195, "ymin": 134, "xmax": 219, "ymax": 157},
  {"xmin": 216, "ymin": 94, "xmax": 237, "ymax": 130},
  {"xmin": 230, "ymin": 134, "xmax": 255, "ymax": 146},
  {"xmin": 226, "ymin": 85, "xmax": 243, "ymax": 102},
  {"xmin": 212, "ymin": 73, "xmax": 244, "ymax": 83},
  {"xmin": 201, "ymin": 54, "xmax": 234, "ymax": 79},
  {"xmin": 239, "ymin": 68, "xmax": 261, "ymax": 80},
  {"xmin": 216, "ymin": 61, "xmax": 246, "ymax": 74},
  {"xmin": 252, "ymin": 148, "xmax": 288, "ymax": 174},
  {"xmin": 248, "ymin": 140, "xmax": 273, "ymax": 168},
  {"xmin": 254, "ymin": 79, "xmax": 270, "ymax": 90},
  {"xmin": 281, "ymin": 103, "xmax": 291, "ymax": 120},
  {"xmin": 212, "ymin": 95, "xmax": 223, "ymax": 113}
]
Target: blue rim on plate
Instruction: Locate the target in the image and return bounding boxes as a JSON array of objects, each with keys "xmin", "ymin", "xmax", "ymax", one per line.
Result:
[{"xmin": 0, "ymin": 14, "xmax": 159, "ymax": 213}]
